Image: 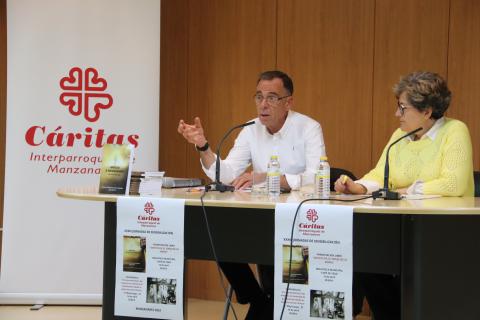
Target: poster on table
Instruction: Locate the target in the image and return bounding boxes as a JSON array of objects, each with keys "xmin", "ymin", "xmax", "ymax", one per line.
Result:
[
  {"xmin": 274, "ymin": 203, "xmax": 353, "ymax": 320},
  {"xmin": 115, "ymin": 197, "xmax": 185, "ymax": 319}
]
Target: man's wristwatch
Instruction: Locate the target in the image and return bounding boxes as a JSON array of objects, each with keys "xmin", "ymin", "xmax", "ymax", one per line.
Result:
[{"xmin": 195, "ymin": 141, "xmax": 209, "ymax": 152}]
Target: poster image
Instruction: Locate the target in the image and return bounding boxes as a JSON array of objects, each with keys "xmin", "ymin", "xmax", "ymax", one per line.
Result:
[
  {"xmin": 282, "ymin": 245, "xmax": 309, "ymax": 284},
  {"xmin": 310, "ymin": 290, "xmax": 345, "ymax": 319},
  {"xmin": 115, "ymin": 197, "xmax": 185, "ymax": 319},
  {"xmin": 274, "ymin": 203, "xmax": 353, "ymax": 320},
  {"xmin": 146, "ymin": 278, "xmax": 177, "ymax": 305},
  {"xmin": 123, "ymin": 236, "xmax": 146, "ymax": 272}
]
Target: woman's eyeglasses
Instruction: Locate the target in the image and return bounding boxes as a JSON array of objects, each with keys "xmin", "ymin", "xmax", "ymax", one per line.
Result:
[{"xmin": 397, "ymin": 101, "xmax": 411, "ymax": 116}]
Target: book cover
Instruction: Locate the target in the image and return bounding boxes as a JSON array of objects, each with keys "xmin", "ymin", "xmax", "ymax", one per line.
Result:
[
  {"xmin": 123, "ymin": 235, "xmax": 146, "ymax": 273},
  {"xmin": 99, "ymin": 144, "xmax": 134, "ymax": 194},
  {"xmin": 282, "ymin": 245, "xmax": 309, "ymax": 284}
]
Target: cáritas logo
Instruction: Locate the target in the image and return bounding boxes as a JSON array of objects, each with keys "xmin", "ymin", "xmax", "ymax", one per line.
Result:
[
  {"xmin": 299, "ymin": 208, "xmax": 324, "ymax": 230},
  {"xmin": 138, "ymin": 201, "xmax": 160, "ymax": 225},
  {"xmin": 24, "ymin": 66, "xmax": 140, "ymax": 149},
  {"xmin": 144, "ymin": 202, "xmax": 155, "ymax": 215},
  {"xmin": 24, "ymin": 66, "xmax": 143, "ymax": 175},
  {"xmin": 59, "ymin": 67, "xmax": 113, "ymax": 122},
  {"xmin": 306, "ymin": 208, "xmax": 319, "ymax": 223}
]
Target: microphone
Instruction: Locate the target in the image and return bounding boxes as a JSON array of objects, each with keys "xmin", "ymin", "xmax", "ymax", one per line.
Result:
[
  {"xmin": 372, "ymin": 127, "xmax": 422, "ymax": 200},
  {"xmin": 207, "ymin": 120, "xmax": 255, "ymax": 192}
]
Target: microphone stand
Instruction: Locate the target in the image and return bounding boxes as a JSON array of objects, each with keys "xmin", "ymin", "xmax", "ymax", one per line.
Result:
[
  {"xmin": 207, "ymin": 121, "xmax": 255, "ymax": 192},
  {"xmin": 372, "ymin": 127, "xmax": 422, "ymax": 200}
]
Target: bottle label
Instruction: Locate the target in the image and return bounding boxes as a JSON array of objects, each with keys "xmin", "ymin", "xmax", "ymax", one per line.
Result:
[{"xmin": 268, "ymin": 171, "xmax": 281, "ymax": 177}]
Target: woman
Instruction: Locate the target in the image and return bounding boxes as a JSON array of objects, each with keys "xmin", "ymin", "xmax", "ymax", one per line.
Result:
[
  {"xmin": 335, "ymin": 71, "xmax": 474, "ymax": 320},
  {"xmin": 336, "ymin": 71, "xmax": 473, "ymax": 197}
]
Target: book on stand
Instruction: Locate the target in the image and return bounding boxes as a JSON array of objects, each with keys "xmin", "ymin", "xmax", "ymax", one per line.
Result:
[{"xmin": 98, "ymin": 144, "xmax": 134, "ymax": 195}]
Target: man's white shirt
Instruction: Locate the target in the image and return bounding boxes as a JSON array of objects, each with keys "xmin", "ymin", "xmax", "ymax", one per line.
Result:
[{"xmin": 201, "ymin": 110, "xmax": 326, "ymax": 190}]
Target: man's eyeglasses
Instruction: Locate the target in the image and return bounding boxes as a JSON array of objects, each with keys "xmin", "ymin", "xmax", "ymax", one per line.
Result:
[
  {"xmin": 254, "ymin": 94, "xmax": 291, "ymax": 105},
  {"xmin": 397, "ymin": 101, "xmax": 411, "ymax": 116}
]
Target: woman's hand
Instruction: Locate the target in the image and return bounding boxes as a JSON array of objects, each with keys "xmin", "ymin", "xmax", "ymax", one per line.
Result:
[
  {"xmin": 334, "ymin": 175, "xmax": 367, "ymax": 194},
  {"xmin": 395, "ymin": 187, "xmax": 408, "ymax": 194}
]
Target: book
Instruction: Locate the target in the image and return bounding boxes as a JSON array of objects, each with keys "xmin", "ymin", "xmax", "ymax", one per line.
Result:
[
  {"xmin": 129, "ymin": 171, "xmax": 144, "ymax": 195},
  {"xmin": 98, "ymin": 144, "xmax": 134, "ymax": 195}
]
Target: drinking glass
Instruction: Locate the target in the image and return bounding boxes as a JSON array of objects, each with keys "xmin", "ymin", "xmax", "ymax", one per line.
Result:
[
  {"xmin": 251, "ymin": 171, "xmax": 267, "ymax": 196},
  {"xmin": 300, "ymin": 172, "xmax": 315, "ymax": 198}
]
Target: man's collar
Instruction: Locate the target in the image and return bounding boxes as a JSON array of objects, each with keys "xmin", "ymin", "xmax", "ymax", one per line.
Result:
[{"xmin": 273, "ymin": 110, "xmax": 293, "ymax": 138}]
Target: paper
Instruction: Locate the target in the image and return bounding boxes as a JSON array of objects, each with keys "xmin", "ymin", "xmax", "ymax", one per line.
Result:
[
  {"xmin": 114, "ymin": 197, "xmax": 185, "ymax": 319},
  {"xmin": 401, "ymin": 194, "xmax": 442, "ymax": 200},
  {"xmin": 274, "ymin": 203, "xmax": 353, "ymax": 319}
]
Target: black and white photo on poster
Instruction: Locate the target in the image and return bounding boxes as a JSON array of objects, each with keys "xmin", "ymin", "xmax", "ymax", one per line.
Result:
[
  {"xmin": 146, "ymin": 278, "xmax": 177, "ymax": 305},
  {"xmin": 310, "ymin": 289, "xmax": 345, "ymax": 319}
]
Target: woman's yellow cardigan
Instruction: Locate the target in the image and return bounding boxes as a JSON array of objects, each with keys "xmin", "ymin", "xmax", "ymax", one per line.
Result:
[{"xmin": 362, "ymin": 118, "xmax": 474, "ymax": 196}]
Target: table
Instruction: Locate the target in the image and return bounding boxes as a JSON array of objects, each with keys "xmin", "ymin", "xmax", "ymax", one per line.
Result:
[{"xmin": 57, "ymin": 186, "xmax": 480, "ymax": 320}]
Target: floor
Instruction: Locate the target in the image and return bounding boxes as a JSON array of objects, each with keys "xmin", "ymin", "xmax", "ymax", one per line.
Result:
[
  {"xmin": 0, "ymin": 299, "xmax": 371, "ymax": 319},
  {"xmin": 0, "ymin": 299, "xmax": 245, "ymax": 320}
]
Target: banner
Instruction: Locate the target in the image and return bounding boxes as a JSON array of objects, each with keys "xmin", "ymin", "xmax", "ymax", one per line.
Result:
[
  {"xmin": 115, "ymin": 197, "xmax": 185, "ymax": 319},
  {"xmin": 274, "ymin": 203, "xmax": 353, "ymax": 319},
  {"xmin": 1, "ymin": 0, "xmax": 160, "ymax": 303}
]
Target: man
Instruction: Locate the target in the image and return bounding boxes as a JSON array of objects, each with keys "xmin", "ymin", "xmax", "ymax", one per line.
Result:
[{"xmin": 178, "ymin": 70, "xmax": 326, "ymax": 319}]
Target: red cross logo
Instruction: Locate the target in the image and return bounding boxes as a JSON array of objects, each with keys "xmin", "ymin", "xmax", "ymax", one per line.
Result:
[
  {"xmin": 306, "ymin": 208, "xmax": 318, "ymax": 223},
  {"xmin": 144, "ymin": 202, "xmax": 155, "ymax": 215},
  {"xmin": 59, "ymin": 67, "xmax": 113, "ymax": 122}
]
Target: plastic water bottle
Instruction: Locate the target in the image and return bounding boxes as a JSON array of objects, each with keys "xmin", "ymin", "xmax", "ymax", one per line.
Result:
[
  {"xmin": 315, "ymin": 156, "xmax": 330, "ymax": 198},
  {"xmin": 267, "ymin": 155, "xmax": 281, "ymax": 197}
]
